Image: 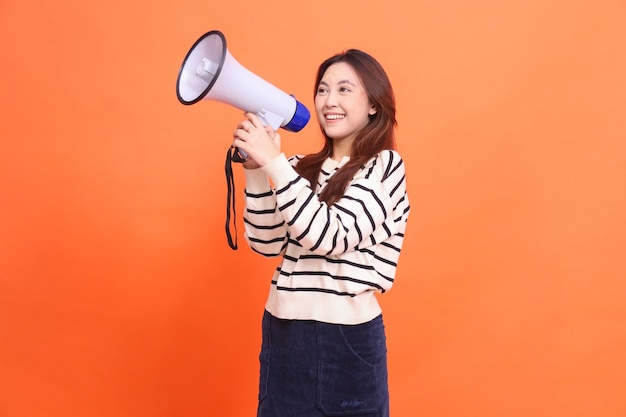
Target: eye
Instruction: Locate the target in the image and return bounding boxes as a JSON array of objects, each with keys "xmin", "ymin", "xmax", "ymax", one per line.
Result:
[
  {"xmin": 339, "ymin": 86, "xmax": 351, "ymax": 93},
  {"xmin": 316, "ymin": 86, "xmax": 328, "ymax": 95}
]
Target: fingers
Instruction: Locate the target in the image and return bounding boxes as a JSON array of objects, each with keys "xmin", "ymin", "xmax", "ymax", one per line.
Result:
[
  {"xmin": 244, "ymin": 112, "xmax": 263, "ymax": 128},
  {"xmin": 231, "ymin": 116, "xmax": 281, "ymax": 168},
  {"xmin": 235, "ymin": 113, "xmax": 277, "ymax": 137},
  {"xmin": 233, "ymin": 113, "xmax": 279, "ymax": 156},
  {"xmin": 235, "ymin": 120, "xmax": 252, "ymax": 133},
  {"xmin": 234, "ymin": 114, "xmax": 257, "ymax": 134}
]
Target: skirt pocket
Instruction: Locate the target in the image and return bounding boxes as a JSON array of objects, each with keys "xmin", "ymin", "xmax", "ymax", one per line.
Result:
[{"xmin": 316, "ymin": 316, "xmax": 387, "ymax": 416}]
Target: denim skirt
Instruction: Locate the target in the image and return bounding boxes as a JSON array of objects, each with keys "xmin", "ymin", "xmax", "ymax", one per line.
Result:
[{"xmin": 257, "ymin": 310, "xmax": 389, "ymax": 417}]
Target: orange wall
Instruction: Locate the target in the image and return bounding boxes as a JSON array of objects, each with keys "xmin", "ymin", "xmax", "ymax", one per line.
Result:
[{"xmin": 1, "ymin": 0, "xmax": 625, "ymax": 416}]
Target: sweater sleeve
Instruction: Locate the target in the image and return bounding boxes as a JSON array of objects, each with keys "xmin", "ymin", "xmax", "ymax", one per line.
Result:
[
  {"xmin": 262, "ymin": 150, "xmax": 409, "ymax": 256},
  {"xmin": 242, "ymin": 166, "xmax": 289, "ymax": 257}
]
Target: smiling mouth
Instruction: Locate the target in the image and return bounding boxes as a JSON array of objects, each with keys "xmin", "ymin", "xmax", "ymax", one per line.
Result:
[{"xmin": 325, "ymin": 114, "xmax": 345, "ymax": 120}]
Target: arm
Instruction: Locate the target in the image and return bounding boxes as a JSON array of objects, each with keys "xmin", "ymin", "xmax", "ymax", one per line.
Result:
[
  {"xmin": 263, "ymin": 150, "xmax": 409, "ymax": 256},
  {"xmin": 242, "ymin": 166, "xmax": 289, "ymax": 257},
  {"xmin": 234, "ymin": 113, "xmax": 289, "ymax": 256}
]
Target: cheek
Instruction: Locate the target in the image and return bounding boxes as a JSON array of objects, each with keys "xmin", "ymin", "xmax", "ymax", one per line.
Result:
[
  {"xmin": 314, "ymin": 96, "xmax": 323, "ymax": 110},
  {"xmin": 314, "ymin": 99, "xmax": 326, "ymax": 120}
]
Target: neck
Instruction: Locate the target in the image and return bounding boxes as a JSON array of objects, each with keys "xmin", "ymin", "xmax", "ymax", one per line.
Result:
[{"xmin": 331, "ymin": 138, "xmax": 353, "ymax": 161}]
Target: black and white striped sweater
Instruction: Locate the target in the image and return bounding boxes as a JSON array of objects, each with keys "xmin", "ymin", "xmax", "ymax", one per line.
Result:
[{"xmin": 243, "ymin": 149, "xmax": 410, "ymax": 325}]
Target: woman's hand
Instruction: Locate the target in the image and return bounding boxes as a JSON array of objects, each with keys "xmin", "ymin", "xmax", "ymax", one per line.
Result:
[{"xmin": 232, "ymin": 112, "xmax": 281, "ymax": 169}]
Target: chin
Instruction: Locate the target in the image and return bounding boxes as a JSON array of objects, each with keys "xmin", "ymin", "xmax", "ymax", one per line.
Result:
[{"xmin": 323, "ymin": 128, "xmax": 344, "ymax": 141}]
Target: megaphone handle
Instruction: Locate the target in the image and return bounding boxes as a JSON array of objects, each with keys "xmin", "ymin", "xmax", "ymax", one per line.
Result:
[{"xmin": 231, "ymin": 147, "xmax": 248, "ymax": 163}]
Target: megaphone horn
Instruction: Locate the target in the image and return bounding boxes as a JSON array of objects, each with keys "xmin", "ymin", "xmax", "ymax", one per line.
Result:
[{"xmin": 176, "ymin": 30, "xmax": 310, "ymax": 132}]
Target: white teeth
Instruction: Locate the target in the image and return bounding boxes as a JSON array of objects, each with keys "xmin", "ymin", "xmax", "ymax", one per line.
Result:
[{"xmin": 325, "ymin": 114, "xmax": 344, "ymax": 120}]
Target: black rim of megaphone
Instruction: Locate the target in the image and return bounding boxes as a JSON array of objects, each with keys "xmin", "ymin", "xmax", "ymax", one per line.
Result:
[{"xmin": 176, "ymin": 30, "xmax": 227, "ymax": 105}]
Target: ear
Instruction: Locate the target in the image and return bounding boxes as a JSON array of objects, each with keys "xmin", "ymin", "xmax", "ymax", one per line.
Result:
[{"xmin": 369, "ymin": 105, "xmax": 377, "ymax": 116}]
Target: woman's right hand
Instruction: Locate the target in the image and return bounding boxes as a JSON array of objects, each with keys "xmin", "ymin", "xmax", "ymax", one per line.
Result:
[{"xmin": 232, "ymin": 113, "xmax": 281, "ymax": 169}]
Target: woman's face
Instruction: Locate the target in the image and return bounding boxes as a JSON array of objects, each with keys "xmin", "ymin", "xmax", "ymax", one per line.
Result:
[{"xmin": 315, "ymin": 62, "xmax": 376, "ymax": 147}]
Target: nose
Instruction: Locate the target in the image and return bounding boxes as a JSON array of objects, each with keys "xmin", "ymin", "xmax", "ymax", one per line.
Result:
[{"xmin": 322, "ymin": 89, "xmax": 340, "ymax": 108}]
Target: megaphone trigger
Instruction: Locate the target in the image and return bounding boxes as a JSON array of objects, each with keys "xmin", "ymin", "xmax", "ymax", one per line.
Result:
[{"xmin": 257, "ymin": 109, "xmax": 284, "ymax": 131}]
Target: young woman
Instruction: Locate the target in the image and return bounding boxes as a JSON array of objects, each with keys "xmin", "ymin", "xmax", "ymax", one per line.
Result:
[{"xmin": 231, "ymin": 49, "xmax": 410, "ymax": 417}]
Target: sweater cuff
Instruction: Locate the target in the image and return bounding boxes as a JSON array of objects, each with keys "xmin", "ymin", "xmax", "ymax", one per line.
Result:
[
  {"xmin": 243, "ymin": 166, "xmax": 271, "ymax": 193},
  {"xmin": 262, "ymin": 153, "xmax": 298, "ymax": 189}
]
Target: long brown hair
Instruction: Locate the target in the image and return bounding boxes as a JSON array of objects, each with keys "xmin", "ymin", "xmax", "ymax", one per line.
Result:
[{"xmin": 294, "ymin": 49, "xmax": 397, "ymax": 205}]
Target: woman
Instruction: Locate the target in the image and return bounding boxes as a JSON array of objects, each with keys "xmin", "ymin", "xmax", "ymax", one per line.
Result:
[{"xmin": 232, "ymin": 49, "xmax": 410, "ymax": 417}]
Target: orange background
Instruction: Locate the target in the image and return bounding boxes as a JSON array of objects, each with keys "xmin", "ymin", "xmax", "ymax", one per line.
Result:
[{"xmin": 1, "ymin": 0, "xmax": 625, "ymax": 416}]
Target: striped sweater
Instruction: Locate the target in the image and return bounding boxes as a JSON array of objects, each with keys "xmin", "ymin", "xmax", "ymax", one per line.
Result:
[{"xmin": 243, "ymin": 149, "xmax": 410, "ymax": 325}]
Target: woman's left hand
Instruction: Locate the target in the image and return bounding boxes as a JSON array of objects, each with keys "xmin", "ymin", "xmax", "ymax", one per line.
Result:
[{"xmin": 232, "ymin": 112, "xmax": 281, "ymax": 168}]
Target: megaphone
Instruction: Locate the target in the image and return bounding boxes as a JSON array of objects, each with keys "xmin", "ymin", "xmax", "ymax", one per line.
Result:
[
  {"xmin": 176, "ymin": 30, "xmax": 310, "ymax": 133},
  {"xmin": 176, "ymin": 30, "xmax": 310, "ymax": 251}
]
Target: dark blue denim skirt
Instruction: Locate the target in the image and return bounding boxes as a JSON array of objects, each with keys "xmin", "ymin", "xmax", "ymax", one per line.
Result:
[{"xmin": 257, "ymin": 310, "xmax": 389, "ymax": 417}]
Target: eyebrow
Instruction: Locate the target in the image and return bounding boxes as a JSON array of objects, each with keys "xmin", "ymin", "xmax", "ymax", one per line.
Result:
[{"xmin": 319, "ymin": 79, "xmax": 357, "ymax": 87}]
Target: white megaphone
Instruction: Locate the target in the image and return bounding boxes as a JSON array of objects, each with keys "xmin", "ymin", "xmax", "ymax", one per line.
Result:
[
  {"xmin": 176, "ymin": 30, "xmax": 310, "ymax": 136},
  {"xmin": 177, "ymin": 30, "xmax": 310, "ymax": 250}
]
